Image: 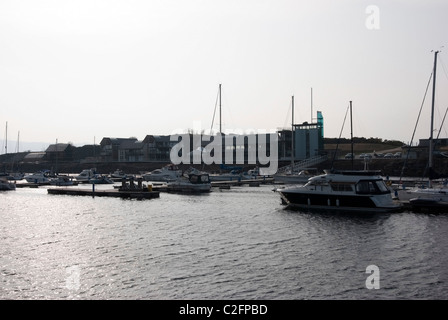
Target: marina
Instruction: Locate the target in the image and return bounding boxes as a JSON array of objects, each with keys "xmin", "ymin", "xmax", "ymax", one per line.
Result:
[{"xmin": 1, "ymin": 0, "xmax": 448, "ymax": 305}]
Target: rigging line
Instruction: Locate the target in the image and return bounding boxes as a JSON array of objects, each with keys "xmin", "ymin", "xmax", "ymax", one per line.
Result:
[
  {"xmin": 282, "ymin": 98, "xmax": 292, "ymax": 129},
  {"xmin": 400, "ymin": 70, "xmax": 433, "ymax": 180},
  {"xmin": 330, "ymin": 103, "xmax": 350, "ymax": 171},
  {"xmin": 210, "ymin": 86, "xmax": 220, "ymax": 133},
  {"xmin": 438, "ymin": 55, "xmax": 448, "ymax": 82},
  {"xmin": 435, "ymin": 106, "xmax": 448, "ymax": 141}
]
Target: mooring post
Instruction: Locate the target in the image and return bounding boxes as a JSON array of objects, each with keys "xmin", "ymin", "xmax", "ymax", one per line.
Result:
[{"xmin": 137, "ymin": 177, "xmax": 142, "ymax": 190}]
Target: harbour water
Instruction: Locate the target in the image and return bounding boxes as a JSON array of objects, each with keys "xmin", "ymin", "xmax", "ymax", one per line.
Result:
[{"xmin": 1, "ymin": 183, "xmax": 448, "ymax": 300}]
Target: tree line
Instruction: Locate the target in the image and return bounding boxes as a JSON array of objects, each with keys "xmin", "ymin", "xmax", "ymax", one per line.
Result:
[{"xmin": 324, "ymin": 137, "xmax": 404, "ymax": 146}]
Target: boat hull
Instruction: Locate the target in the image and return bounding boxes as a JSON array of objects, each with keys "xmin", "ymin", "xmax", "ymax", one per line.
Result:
[
  {"xmin": 279, "ymin": 190, "xmax": 402, "ymax": 213},
  {"xmin": 167, "ymin": 183, "xmax": 211, "ymax": 193},
  {"xmin": 409, "ymin": 198, "xmax": 448, "ymax": 213},
  {"xmin": 0, "ymin": 181, "xmax": 16, "ymax": 191}
]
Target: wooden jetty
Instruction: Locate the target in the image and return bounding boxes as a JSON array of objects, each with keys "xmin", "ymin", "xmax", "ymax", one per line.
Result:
[
  {"xmin": 47, "ymin": 187, "xmax": 160, "ymax": 199},
  {"xmin": 143, "ymin": 178, "xmax": 274, "ymax": 192},
  {"xmin": 47, "ymin": 176, "xmax": 160, "ymax": 199},
  {"xmin": 210, "ymin": 177, "xmax": 274, "ymax": 188}
]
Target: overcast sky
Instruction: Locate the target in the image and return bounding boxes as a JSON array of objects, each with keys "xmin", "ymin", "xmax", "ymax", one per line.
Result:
[{"xmin": 1, "ymin": 0, "xmax": 448, "ymax": 151}]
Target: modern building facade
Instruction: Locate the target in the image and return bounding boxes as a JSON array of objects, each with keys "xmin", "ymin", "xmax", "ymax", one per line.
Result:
[{"xmin": 279, "ymin": 111, "xmax": 325, "ymax": 161}]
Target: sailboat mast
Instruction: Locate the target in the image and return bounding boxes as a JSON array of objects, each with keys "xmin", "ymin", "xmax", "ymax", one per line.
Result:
[
  {"xmin": 219, "ymin": 84, "xmax": 222, "ymax": 134},
  {"xmin": 5, "ymin": 121, "xmax": 7, "ymax": 154},
  {"xmin": 291, "ymin": 95, "xmax": 295, "ymax": 170},
  {"xmin": 350, "ymin": 101, "xmax": 354, "ymax": 170},
  {"xmin": 429, "ymin": 50, "xmax": 439, "ymax": 187},
  {"xmin": 311, "ymin": 88, "xmax": 313, "ymax": 122}
]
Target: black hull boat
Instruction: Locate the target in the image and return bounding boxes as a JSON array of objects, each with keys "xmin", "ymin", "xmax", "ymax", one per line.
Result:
[
  {"xmin": 277, "ymin": 170, "xmax": 402, "ymax": 213},
  {"xmin": 409, "ymin": 198, "xmax": 448, "ymax": 213}
]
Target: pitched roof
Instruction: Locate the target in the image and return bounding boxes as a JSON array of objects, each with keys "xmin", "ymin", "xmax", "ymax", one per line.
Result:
[{"xmin": 46, "ymin": 143, "xmax": 70, "ymax": 152}]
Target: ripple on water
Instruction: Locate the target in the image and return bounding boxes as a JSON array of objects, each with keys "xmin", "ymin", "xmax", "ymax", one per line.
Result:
[{"xmin": 1, "ymin": 185, "xmax": 448, "ymax": 299}]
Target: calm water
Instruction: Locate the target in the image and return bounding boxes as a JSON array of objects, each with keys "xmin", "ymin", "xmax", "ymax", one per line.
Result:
[{"xmin": 1, "ymin": 183, "xmax": 448, "ymax": 300}]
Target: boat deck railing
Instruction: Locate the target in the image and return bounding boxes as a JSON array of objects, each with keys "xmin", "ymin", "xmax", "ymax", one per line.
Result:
[{"xmin": 277, "ymin": 155, "xmax": 328, "ymax": 174}]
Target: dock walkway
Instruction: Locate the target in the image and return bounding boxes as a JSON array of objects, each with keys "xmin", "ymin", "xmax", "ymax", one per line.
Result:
[{"xmin": 47, "ymin": 187, "xmax": 160, "ymax": 199}]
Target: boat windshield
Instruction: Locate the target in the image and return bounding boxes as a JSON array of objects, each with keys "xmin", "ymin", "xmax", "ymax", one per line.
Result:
[
  {"xmin": 189, "ymin": 174, "xmax": 210, "ymax": 184},
  {"xmin": 355, "ymin": 179, "xmax": 390, "ymax": 194}
]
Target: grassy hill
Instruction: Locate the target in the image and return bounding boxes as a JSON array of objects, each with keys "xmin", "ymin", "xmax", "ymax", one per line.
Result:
[{"xmin": 324, "ymin": 143, "xmax": 403, "ymax": 155}]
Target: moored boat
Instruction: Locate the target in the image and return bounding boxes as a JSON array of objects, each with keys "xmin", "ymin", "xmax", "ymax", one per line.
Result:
[
  {"xmin": 167, "ymin": 169, "xmax": 211, "ymax": 193},
  {"xmin": 24, "ymin": 171, "xmax": 50, "ymax": 184},
  {"xmin": 274, "ymin": 169, "xmax": 316, "ymax": 184},
  {"xmin": 89, "ymin": 174, "xmax": 114, "ymax": 184},
  {"xmin": 142, "ymin": 164, "xmax": 182, "ymax": 182},
  {"xmin": 0, "ymin": 177, "xmax": 16, "ymax": 191},
  {"xmin": 49, "ymin": 175, "xmax": 76, "ymax": 186},
  {"xmin": 109, "ymin": 169, "xmax": 134, "ymax": 181},
  {"xmin": 75, "ymin": 168, "xmax": 97, "ymax": 183},
  {"xmin": 408, "ymin": 197, "xmax": 448, "ymax": 213},
  {"xmin": 395, "ymin": 51, "xmax": 448, "ymax": 207},
  {"xmin": 277, "ymin": 170, "xmax": 402, "ymax": 213}
]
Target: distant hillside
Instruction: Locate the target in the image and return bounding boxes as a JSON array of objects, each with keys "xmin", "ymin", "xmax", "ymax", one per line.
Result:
[
  {"xmin": 324, "ymin": 137, "xmax": 404, "ymax": 155},
  {"xmin": 324, "ymin": 143, "xmax": 403, "ymax": 154}
]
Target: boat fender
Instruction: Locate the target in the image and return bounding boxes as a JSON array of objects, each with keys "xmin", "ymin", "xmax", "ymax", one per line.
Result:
[
  {"xmin": 307, "ymin": 198, "xmax": 311, "ymax": 206},
  {"xmin": 336, "ymin": 199, "xmax": 340, "ymax": 207},
  {"xmin": 327, "ymin": 199, "xmax": 330, "ymax": 206}
]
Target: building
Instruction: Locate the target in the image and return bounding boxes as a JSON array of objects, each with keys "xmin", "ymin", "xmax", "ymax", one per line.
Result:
[
  {"xmin": 99, "ymin": 136, "xmax": 176, "ymax": 162},
  {"xmin": 142, "ymin": 135, "xmax": 176, "ymax": 161},
  {"xmin": 100, "ymin": 138, "xmax": 139, "ymax": 162},
  {"xmin": 45, "ymin": 143, "xmax": 75, "ymax": 162},
  {"xmin": 278, "ymin": 111, "xmax": 325, "ymax": 161}
]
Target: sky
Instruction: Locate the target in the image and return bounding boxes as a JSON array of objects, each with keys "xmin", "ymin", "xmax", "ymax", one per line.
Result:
[{"xmin": 1, "ymin": 0, "xmax": 448, "ymax": 152}]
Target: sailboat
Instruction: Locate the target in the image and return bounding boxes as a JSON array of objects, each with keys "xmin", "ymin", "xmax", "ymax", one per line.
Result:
[
  {"xmin": 7, "ymin": 131, "xmax": 24, "ymax": 181},
  {"xmin": 396, "ymin": 50, "xmax": 448, "ymax": 210}
]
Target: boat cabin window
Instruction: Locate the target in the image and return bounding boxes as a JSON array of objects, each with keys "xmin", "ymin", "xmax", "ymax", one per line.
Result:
[
  {"xmin": 330, "ymin": 183, "xmax": 353, "ymax": 192},
  {"xmin": 189, "ymin": 174, "xmax": 210, "ymax": 184},
  {"xmin": 201, "ymin": 175, "xmax": 210, "ymax": 183},
  {"xmin": 305, "ymin": 179, "xmax": 327, "ymax": 187},
  {"xmin": 355, "ymin": 180, "xmax": 390, "ymax": 194},
  {"xmin": 375, "ymin": 180, "xmax": 389, "ymax": 192}
]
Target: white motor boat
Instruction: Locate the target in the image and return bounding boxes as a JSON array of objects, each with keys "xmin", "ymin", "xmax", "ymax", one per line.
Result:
[
  {"xmin": 89, "ymin": 174, "xmax": 114, "ymax": 184},
  {"xmin": 109, "ymin": 169, "xmax": 133, "ymax": 181},
  {"xmin": 0, "ymin": 177, "xmax": 16, "ymax": 190},
  {"xmin": 277, "ymin": 170, "xmax": 402, "ymax": 213},
  {"xmin": 24, "ymin": 171, "xmax": 50, "ymax": 184},
  {"xmin": 167, "ymin": 169, "xmax": 211, "ymax": 193},
  {"xmin": 142, "ymin": 164, "xmax": 182, "ymax": 182},
  {"xmin": 75, "ymin": 168, "xmax": 97, "ymax": 183},
  {"xmin": 3, "ymin": 172, "xmax": 24, "ymax": 181},
  {"xmin": 49, "ymin": 175, "xmax": 75, "ymax": 186},
  {"xmin": 209, "ymin": 170, "xmax": 252, "ymax": 182}
]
